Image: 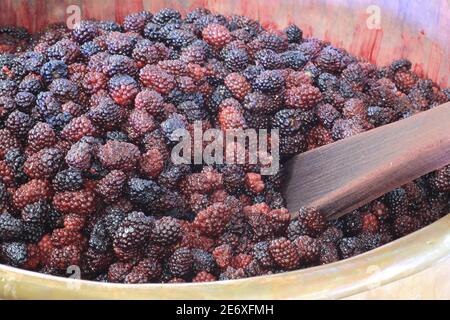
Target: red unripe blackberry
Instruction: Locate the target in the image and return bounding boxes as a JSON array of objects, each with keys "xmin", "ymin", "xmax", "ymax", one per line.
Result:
[
  {"xmin": 361, "ymin": 213, "xmax": 380, "ymax": 233},
  {"xmin": 61, "ymin": 115, "xmax": 98, "ymax": 143},
  {"xmin": 82, "ymin": 71, "xmax": 107, "ymax": 94},
  {"xmin": 48, "ymin": 244, "xmax": 82, "ymax": 270},
  {"xmin": 6, "ymin": 110, "xmax": 33, "ymax": 138},
  {"xmin": 107, "ymin": 262, "xmax": 134, "ymax": 283},
  {"xmin": 193, "ymin": 201, "xmax": 233, "ymax": 237},
  {"xmin": 134, "ymin": 89, "xmax": 164, "ymax": 115},
  {"xmin": 87, "ymin": 97, "xmax": 126, "ymax": 130},
  {"xmin": 23, "ymin": 147, "xmax": 63, "ymax": 179},
  {"xmin": 0, "ymin": 129, "xmax": 20, "ymax": 158},
  {"xmin": 213, "ymin": 244, "xmax": 233, "ymax": 269},
  {"xmin": 140, "ymin": 148, "xmax": 164, "ymax": 179},
  {"xmin": 108, "ymin": 74, "xmax": 140, "ymax": 106},
  {"xmin": 13, "ymin": 179, "xmax": 52, "ymax": 210},
  {"xmin": 268, "ymin": 237, "xmax": 299, "ymax": 270},
  {"xmin": 192, "ymin": 271, "xmax": 216, "ymax": 282},
  {"xmin": 285, "ymin": 84, "xmax": 322, "ymax": 110},
  {"xmin": 65, "ymin": 140, "xmax": 94, "ymax": 171},
  {"xmin": 98, "ymin": 140, "xmax": 140, "ymax": 172},
  {"xmin": 63, "ymin": 213, "xmax": 86, "ymax": 231},
  {"xmin": 62, "ymin": 101, "xmax": 84, "ymax": 117},
  {"xmin": 124, "ymin": 258, "xmax": 162, "ymax": 284},
  {"xmin": 125, "ymin": 109, "xmax": 156, "ymax": 140},
  {"xmin": 202, "ymin": 23, "xmax": 231, "ymax": 48},
  {"xmin": 53, "ymin": 189, "xmax": 96, "ymax": 215},
  {"xmin": 139, "ymin": 65, "xmax": 175, "ymax": 95},
  {"xmin": 296, "ymin": 207, "xmax": 327, "ymax": 237},
  {"xmin": 224, "ymin": 72, "xmax": 251, "ymax": 100},
  {"xmin": 218, "ymin": 98, "xmax": 246, "ymax": 130},
  {"xmin": 331, "ymin": 118, "xmax": 365, "ymax": 140},
  {"xmin": 394, "ymin": 215, "xmax": 421, "ymax": 237},
  {"xmin": 50, "ymin": 227, "xmax": 84, "ymax": 248},
  {"xmin": 95, "ymin": 170, "xmax": 127, "ymax": 203},
  {"xmin": 316, "ymin": 45, "xmax": 347, "ymax": 73},
  {"xmin": 306, "ymin": 125, "xmax": 334, "ymax": 150}
]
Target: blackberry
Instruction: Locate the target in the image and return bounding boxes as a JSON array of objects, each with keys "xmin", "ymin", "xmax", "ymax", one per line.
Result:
[
  {"xmin": 80, "ymin": 41, "xmax": 102, "ymax": 58},
  {"xmin": 72, "ymin": 20, "xmax": 99, "ymax": 44},
  {"xmin": 96, "ymin": 170, "xmax": 127, "ymax": 203},
  {"xmin": 139, "ymin": 65, "xmax": 175, "ymax": 95},
  {"xmin": 293, "ymin": 236, "xmax": 321, "ymax": 264},
  {"xmin": 221, "ymin": 48, "xmax": 249, "ymax": 72},
  {"xmin": 331, "ymin": 118, "xmax": 365, "ymax": 140},
  {"xmin": 123, "ymin": 11, "xmax": 153, "ymax": 33},
  {"xmin": 0, "ymin": 213, "xmax": 24, "ymax": 241},
  {"xmin": 98, "ymin": 140, "xmax": 140, "ymax": 172},
  {"xmin": 160, "ymin": 113, "xmax": 187, "ymax": 142},
  {"xmin": 285, "ymin": 84, "xmax": 322, "ymax": 110},
  {"xmin": 60, "ymin": 115, "xmax": 97, "ymax": 142},
  {"xmin": 108, "ymin": 262, "xmax": 133, "ymax": 283},
  {"xmin": 53, "ymin": 189, "xmax": 96, "ymax": 215},
  {"xmin": 268, "ymin": 237, "xmax": 299, "ymax": 270},
  {"xmin": 152, "ymin": 8, "xmax": 182, "ymax": 25},
  {"xmin": 284, "ymin": 24, "xmax": 303, "ymax": 43},
  {"xmin": 108, "ymin": 74, "xmax": 139, "ymax": 106},
  {"xmin": 105, "ymin": 32, "xmax": 137, "ymax": 55},
  {"xmin": 281, "ymin": 50, "xmax": 307, "ymax": 70},
  {"xmin": 47, "ymin": 39, "xmax": 80, "ymax": 64},
  {"xmin": 272, "ymin": 109, "xmax": 303, "ymax": 134},
  {"xmin": 40, "ymin": 60, "xmax": 68, "ymax": 83},
  {"xmin": 113, "ymin": 211, "xmax": 154, "ymax": 253},
  {"xmin": 255, "ymin": 32, "xmax": 288, "ymax": 53},
  {"xmin": 21, "ymin": 200, "xmax": 50, "ymax": 224},
  {"xmin": 19, "ymin": 78, "xmax": 42, "ymax": 94},
  {"xmin": 87, "ymin": 97, "xmax": 125, "ymax": 130},
  {"xmin": 13, "ymin": 179, "xmax": 51, "ymax": 209},
  {"xmin": 4, "ymin": 148, "xmax": 26, "ymax": 183},
  {"xmin": 98, "ymin": 20, "xmax": 122, "ymax": 32},
  {"xmin": 254, "ymin": 49, "xmax": 282, "ymax": 70},
  {"xmin": 254, "ymin": 70, "xmax": 285, "ymax": 93},
  {"xmin": 48, "ymin": 78, "xmax": 79, "ymax": 102},
  {"xmin": 167, "ymin": 247, "xmax": 193, "ymax": 278},
  {"xmin": 390, "ymin": 58, "xmax": 412, "ymax": 72},
  {"xmin": 385, "ymin": 187, "xmax": 409, "ymax": 216},
  {"xmin": 23, "ymin": 147, "xmax": 63, "ymax": 179},
  {"xmin": 14, "ymin": 91, "xmax": 35, "ymax": 110},
  {"xmin": 5, "ymin": 110, "xmax": 33, "ymax": 137},
  {"xmin": 52, "ymin": 168, "xmax": 84, "ymax": 192},
  {"xmin": 36, "ymin": 91, "xmax": 62, "ymax": 119},
  {"xmin": 103, "ymin": 54, "xmax": 138, "ymax": 77},
  {"xmin": 151, "ymin": 216, "xmax": 182, "ymax": 246},
  {"xmin": 126, "ymin": 177, "xmax": 162, "ymax": 207},
  {"xmin": 166, "ymin": 29, "xmax": 196, "ymax": 48},
  {"xmin": 143, "ymin": 23, "xmax": 163, "ymax": 41},
  {"xmin": 158, "ymin": 164, "xmax": 191, "ymax": 189},
  {"xmin": 338, "ymin": 237, "xmax": 365, "ymax": 259},
  {"xmin": 0, "ymin": 129, "xmax": 20, "ymax": 157},
  {"xmin": 0, "ymin": 242, "xmax": 28, "ymax": 267},
  {"xmin": 125, "ymin": 258, "xmax": 162, "ymax": 283}
]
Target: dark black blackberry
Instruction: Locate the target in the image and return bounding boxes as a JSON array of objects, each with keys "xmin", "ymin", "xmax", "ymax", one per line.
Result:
[
  {"xmin": 0, "ymin": 242, "xmax": 27, "ymax": 267},
  {"xmin": 390, "ymin": 58, "xmax": 412, "ymax": 72},
  {"xmin": 4, "ymin": 148, "xmax": 26, "ymax": 183},
  {"xmin": 338, "ymin": 237, "xmax": 365, "ymax": 259},
  {"xmin": 316, "ymin": 73, "xmax": 340, "ymax": 92},
  {"xmin": 46, "ymin": 112, "xmax": 73, "ymax": 132},
  {"xmin": 72, "ymin": 20, "xmax": 100, "ymax": 44},
  {"xmin": 166, "ymin": 29, "xmax": 196, "ymax": 48},
  {"xmin": 209, "ymin": 85, "xmax": 233, "ymax": 113},
  {"xmin": 160, "ymin": 113, "xmax": 187, "ymax": 143},
  {"xmin": 385, "ymin": 187, "xmax": 409, "ymax": 216},
  {"xmin": 256, "ymin": 32, "xmax": 288, "ymax": 52},
  {"xmin": 127, "ymin": 178, "xmax": 162, "ymax": 207},
  {"xmin": 280, "ymin": 131, "xmax": 307, "ymax": 157},
  {"xmin": 23, "ymin": 221, "xmax": 47, "ymax": 243},
  {"xmin": 0, "ymin": 181, "xmax": 8, "ymax": 210},
  {"xmin": 152, "ymin": 8, "xmax": 182, "ymax": 25},
  {"xmin": 192, "ymin": 248, "xmax": 216, "ymax": 273},
  {"xmin": 89, "ymin": 220, "xmax": 111, "ymax": 253},
  {"xmin": 0, "ymin": 79, "xmax": 18, "ymax": 97},
  {"xmin": 367, "ymin": 106, "xmax": 397, "ymax": 126},
  {"xmin": 48, "ymin": 78, "xmax": 79, "ymax": 102},
  {"xmin": 143, "ymin": 23, "xmax": 162, "ymax": 41},
  {"xmin": 221, "ymin": 164, "xmax": 246, "ymax": 195},
  {"xmin": 87, "ymin": 97, "xmax": 125, "ymax": 130},
  {"xmin": 80, "ymin": 41, "xmax": 102, "ymax": 58},
  {"xmin": 0, "ymin": 57, "xmax": 27, "ymax": 81},
  {"xmin": 255, "ymin": 49, "xmax": 283, "ymax": 70},
  {"xmin": 281, "ymin": 51, "xmax": 307, "ymax": 70},
  {"xmin": 5, "ymin": 110, "xmax": 33, "ymax": 137},
  {"xmin": 19, "ymin": 78, "xmax": 42, "ymax": 94},
  {"xmin": 102, "ymin": 208, "xmax": 126, "ymax": 236},
  {"xmin": 123, "ymin": 11, "xmax": 153, "ymax": 33},
  {"xmin": 158, "ymin": 164, "xmax": 191, "ymax": 189},
  {"xmin": 244, "ymin": 111, "xmax": 271, "ymax": 129},
  {"xmin": 223, "ymin": 48, "xmax": 249, "ymax": 72},
  {"xmin": 46, "ymin": 39, "xmax": 80, "ymax": 64},
  {"xmin": 105, "ymin": 32, "xmax": 138, "ymax": 56},
  {"xmin": 316, "ymin": 103, "xmax": 340, "ymax": 129},
  {"xmin": 254, "ymin": 70, "xmax": 285, "ymax": 93},
  {"xmin": 14, "ymin": 92, "xmax": 35, "ymax": 109},
  {"xmin": 40, "ymin": 60, "xmax": 68, "ymax": 83},
  {"xmin": 106, "ymin": 130, "xmax": 129, "ymax": 143},
  {"xmin": 21, "ymin": 200, "xmax": 50, "ymax": 224},
  {"xmin": 272, "ymin": 109, "xmax": 303, "ymax": 134},
  {"xmin": 167, "ymin": 247, "xmax": 192, "ymax": 278},
  {"xmin": 113, "ymin": 211, "xmax": 154, "ymax": 252},
  {"xmin": 52, "ymin": 169, "xmax": 84, "ymax": 192},
  {"xmin": 18, "ymin": 51, "xmax": 45, "ymax": 73},
  {"xmin": 103, "ymin": 54, "xmax": 138, "ymax": 77},
  {"xmin": 0, "ymin": 213, "xmax": 24, "ymax": 241},
  {"xmin": 284, "ymin": 24, "xmax": 303, "ymax": 43},
  {"xmin": 341, "ymin": 211, "xmax": 363, "ymax": 236},
  {"xmin": 151, "ymin": 216, "xmax": 182, "ymax": 246},
  {"xmin": 177, "ymin": 101, "xmax": 207, "ymax": 121},
  {"xmin": 98, "ymin": 20, "xmax": 122, "ymax": 32}
]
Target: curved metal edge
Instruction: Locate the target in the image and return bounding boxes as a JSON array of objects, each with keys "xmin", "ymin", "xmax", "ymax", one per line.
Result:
[{"xmin": 0, "ymin": 215, "xmax": 449, "ymax": 300}]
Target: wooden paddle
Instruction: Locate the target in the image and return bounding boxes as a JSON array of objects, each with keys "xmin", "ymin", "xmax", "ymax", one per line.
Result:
[{"xmin": 282, "ymin": 102, "xmax": 450, "ymax": 220}]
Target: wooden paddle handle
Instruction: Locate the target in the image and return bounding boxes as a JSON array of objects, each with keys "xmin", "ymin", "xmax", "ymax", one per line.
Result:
[{"xmin": 283, "ymin": 102, "xmax": 450, "ymax": 220}]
